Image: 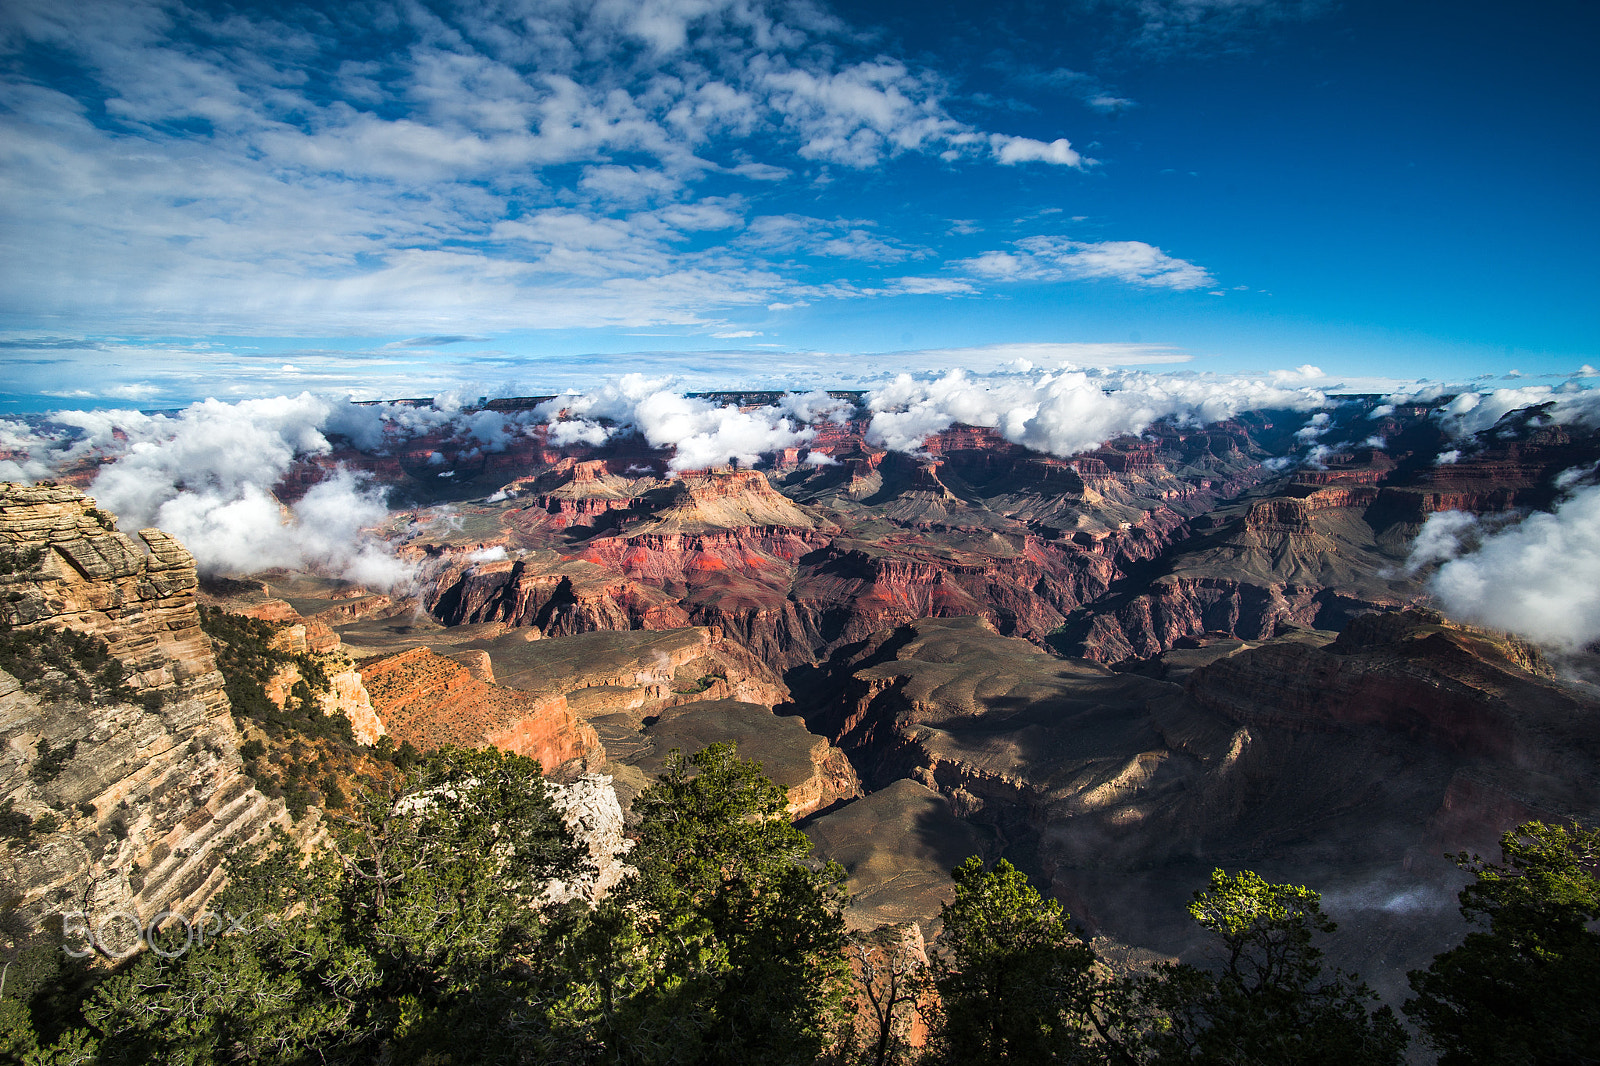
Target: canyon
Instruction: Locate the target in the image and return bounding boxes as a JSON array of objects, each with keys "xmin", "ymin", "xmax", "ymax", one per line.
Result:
[{"xmin": 5, "ymin": 390, "xmax": 1599, "ymax": 998}]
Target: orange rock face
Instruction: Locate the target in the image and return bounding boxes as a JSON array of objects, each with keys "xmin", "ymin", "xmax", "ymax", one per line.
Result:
[{"xmin": 359, "ymin": 647, "xmax": 602, "ymax": 771}]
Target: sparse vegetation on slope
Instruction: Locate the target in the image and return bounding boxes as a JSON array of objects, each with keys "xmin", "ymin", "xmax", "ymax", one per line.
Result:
[
  {"xmin": 198, "ymin": 604, "xmax": 402, "ymax": 817},
  {"xmin": 0, "ymin": 619, "xmax": 149, "ymax": 708}
]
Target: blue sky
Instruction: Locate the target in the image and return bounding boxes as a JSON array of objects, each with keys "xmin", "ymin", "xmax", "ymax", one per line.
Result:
[{"xmin": 1, "ymin": 0, "xmax": 1595, "ymax": 411}]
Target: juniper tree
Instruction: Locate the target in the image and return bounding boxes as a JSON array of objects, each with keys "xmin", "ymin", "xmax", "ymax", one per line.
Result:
[
  {"xmin": 1405, "ymin": 821, "xmax": 1600, "ymax": 1066},
  {"xmin": 1137, "ymin": 869, "xmax": 1406, "ymax": 1066}
]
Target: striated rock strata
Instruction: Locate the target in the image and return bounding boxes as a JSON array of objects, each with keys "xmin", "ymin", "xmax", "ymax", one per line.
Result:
[
  {"xmin": 359, "ymin": 647, "xmax": 602, "ymax": 773},
  {"xmin": 0, "ymin": 484, "xmax": 286, "ymax": 947}
]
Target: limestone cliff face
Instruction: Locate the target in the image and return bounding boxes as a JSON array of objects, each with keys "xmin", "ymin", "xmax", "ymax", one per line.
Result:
[
  {"xmin": 0, "ymin": 484, "xmax": 286, "ymax": 946},
  {"xmin": 263, "ymin": 657, "xmax": 385, "ymax": 747},
  {"xmin": 541, "ymin": 774, "xmax": 634, "ymax": 905}
]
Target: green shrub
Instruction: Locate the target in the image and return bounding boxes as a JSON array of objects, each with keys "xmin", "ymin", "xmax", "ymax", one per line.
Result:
[{"xmin": 29, "ymin": 739, "xmax": 78, "ymax": 784}]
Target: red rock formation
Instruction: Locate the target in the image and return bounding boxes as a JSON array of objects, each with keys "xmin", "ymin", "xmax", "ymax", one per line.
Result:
[{"xmin": 359, "ymin": 647, "xmax": 602, "ymax": 772}]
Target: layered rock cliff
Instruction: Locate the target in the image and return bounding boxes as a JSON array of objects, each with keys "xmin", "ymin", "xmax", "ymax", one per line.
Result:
[
  {"xmin": 0, "ymin": 484, "xmax": 286, "ymax": 948},
  {"xmin": 358, "ymin": 647, "xmax": 603, "ymax": 774}
]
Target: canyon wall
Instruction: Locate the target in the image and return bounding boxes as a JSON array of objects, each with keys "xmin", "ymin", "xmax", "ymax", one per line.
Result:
[{"xmin": 0, "ymin": 485, "xmax": 286, "ymax": 948}]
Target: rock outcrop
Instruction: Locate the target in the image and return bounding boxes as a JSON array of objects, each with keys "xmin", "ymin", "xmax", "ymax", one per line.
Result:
[
  {"xmin": 0, "ymin": 484, "xmax": 286, "ymax": 947},
  {"xmin": 358, "ymin": 647, "xmax": 603, "ymax": 774},
  {"xmin": 619, "ymin": 699, "xmax": 860, "ymax": 819},
  {"xmin": 542, "ymin": 773, "xmax": 634, "ymax": 904}
]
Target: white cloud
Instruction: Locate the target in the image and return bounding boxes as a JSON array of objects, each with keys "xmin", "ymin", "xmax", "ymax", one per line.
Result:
[
  {"xmin": 1424, "ymin": 482, "xmax": 1600, "ymax": 652},
  {"xmin": 863, "ymin": 366, "xmax": 1326, "ymax": 456},
  {"xmin": 989, "ymin": 134, "xmax": 1089, "ymax": 167},
  {"xmin": 884, "ymin": 341, "xmax": 1192, "ymax": 369},
  {"xmin": 0, "ymin": 0, "xmax": 1112, "ymax": 337},
  {"xmin": 960, "ymin": 236, "xmax": 1215, "ymax": 290},
  {"xmin": 8, "ymin": 394, "xmax": 429, "ymax": 586},
  {"xmin": 1403, "ymin": 509, "xmax": 1479, "ymax": 574},
  {"xmin": 536, "ymin": 374, "xmax": 813, "ymax": 471},
  {"xmin": 1406, "ymin": 385, "xmax": 1600, "ymax": 439},
  {"xmin": 738, "ymin": 214, "xmax": 924, "ymax": 262},
  {"xmin": 887, "ymin": 277, "xmax": 978, "ymax": 295}
]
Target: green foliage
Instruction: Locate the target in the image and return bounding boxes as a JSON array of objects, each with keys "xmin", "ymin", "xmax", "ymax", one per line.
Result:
[
  {"xmin": 930, "ymin": 857, "xmax": 1104, "ymax": 1065},
  {"xmin": 72, "ymin": 742, "xmax": 851, "ymax": 1065},
  {"xmin": 28, "ymin": 741, "xmax": 76, "ymax": 786},
  {"xmin": 0, "ymin": 883, "xmax": 101, "ymax": 1065},
  {"xmin": 588, "ymin": 742, "xmax": 852, "ymax": 1066},
  {"xmin": 25, "ymin": 814, "xmax": 58, "ymax": 838},
  {"xmin": 0, "ymin": 546, "xmax": 43, "ymax": 577},
  {"xmin": 1405, "ymin": 821, "xmax": 1600, "ymax": 1065},
  {"xmin": 1136, "ymin": 869, "xmax": 1406, "ymax": 1066},
  {"xmin": 197, "ymin": 605, "xmax": 351, "ymax": 746},
  {"xmin": 0, "ymin": 802, "xmax": 62, "ymax": 842},
  {"xmin": 84, "ymin": 746, "xmax": 580, "ymax": 1065},
  {"xmin": 0, "ymin": 801, "xmax": 30, "ymax": 841},
  {"xmin": 673, "ymin": 672, "xmax": 726, "ymax": 695}
]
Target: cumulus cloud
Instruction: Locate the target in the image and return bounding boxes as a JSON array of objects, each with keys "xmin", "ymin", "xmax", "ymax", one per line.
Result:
[
  {"xmin": 1387, "ymin": 384, "xmax": 1600, "ymax": 440},
  {"xmin": 989, "ymin": 135, "xmax": 1089, "ymax": 167},
  {"xmin": 11, "ymin": 395, "xmax": 416, "ymax": 587},
  {"xmin": 863, "ymin": 367, "xmax": 1326, "ymax": 456},
  {"xmin": 536, "ymin": 366, "xmax": 1330, "ymax": 467},
  {"xmin": 537, "ymin": 375, "xmax": 814, "ymax": 471},
  {"xmin": 778, "ymin": 390, "xmax": 855, "ymax": 423},
  {"xmin": 1418, "ymin": 481, "xmax": 1600, "ymax": 651},
  {"xmin": 960, "ymin": 236, "xmax": 1215, "ymax": 290},
  {"xmin": 1294, "ymin": 411, "xmax": 1332, "ymax": 443},
  {"xmin": 1403, "ymin": 509, "xmax": 1481, "ymax": 574}
]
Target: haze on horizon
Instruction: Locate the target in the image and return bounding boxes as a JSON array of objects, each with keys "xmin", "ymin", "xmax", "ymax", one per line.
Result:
[{"xmin": 0, "ymin": 0, "xmax": 1595, "ymax": 412}]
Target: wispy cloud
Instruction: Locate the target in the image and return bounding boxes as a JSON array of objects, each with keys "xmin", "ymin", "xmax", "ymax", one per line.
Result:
[
  {"xmin": 0, "ymin": 0, "xmax": 1105, "ymax": 336},
  {"xmin": 737, "ymin": 214, "xmax": 928, "ymax": 262},
  {"xmin": 383, "ymin": 335, "xmax": 493, "ymax": 350},
  {"xmin": 1112, "ymin": 0, "xmax": 1334, "ymax": 56},
  {"xmin": 959, "ymin": 236, "xmax": 1216, "ymax": 290},
  {"xmin": 1009, "ymin": 65, "xmax": 1138, "ymax": 114}
]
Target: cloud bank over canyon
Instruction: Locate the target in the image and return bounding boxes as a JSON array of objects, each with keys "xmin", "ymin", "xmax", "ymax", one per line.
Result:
[{"xmin": 5, "ymin": 371, "xmax": 1600, "ymax": 659}]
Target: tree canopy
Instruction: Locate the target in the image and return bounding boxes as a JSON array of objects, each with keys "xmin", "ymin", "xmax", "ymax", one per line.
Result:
[
  {"xmin": 7, "ymin": 743, "xmax": 1591, "ymax": 1066},
  {"xmin": 1405, "ymin": 821, "xmax": 1600, "ymax": 1066},
  {"xmin": 1135, "ymin": 869, "xmax": 1406, "ymax": 1066},
  {"xmin": 930, "ymin": 856, "xmax": 1102, "ymax": 1064}
]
